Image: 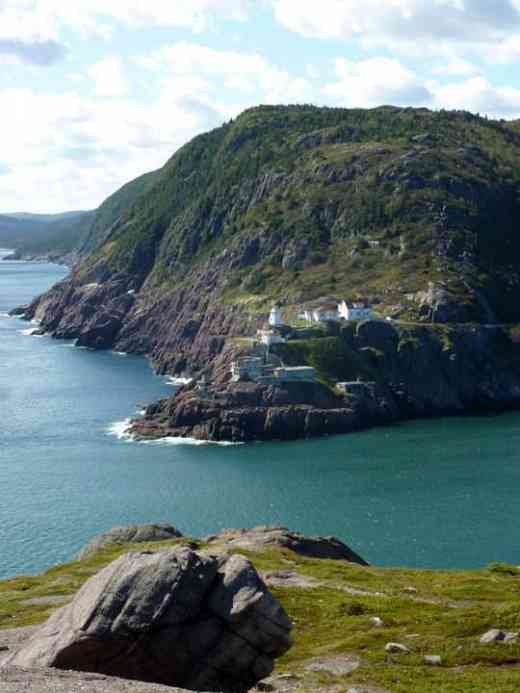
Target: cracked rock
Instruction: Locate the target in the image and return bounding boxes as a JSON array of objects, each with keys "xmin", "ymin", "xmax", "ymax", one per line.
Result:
[{"xmin": 5, "ymin": 548, "xmax": 293, "ymax": 692}]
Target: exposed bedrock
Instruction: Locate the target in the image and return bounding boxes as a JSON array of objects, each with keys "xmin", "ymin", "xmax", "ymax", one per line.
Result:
[
  {"xmin": 76, "ymin": 523, "xmax": 184, "ymax": 560},
  {"xmin": 7, "ymin": 547, "xmax": 293, "ymax": 692},
  {"xmin": 130, "ymin": 380, "xmax": 393, "ymax": 443}
]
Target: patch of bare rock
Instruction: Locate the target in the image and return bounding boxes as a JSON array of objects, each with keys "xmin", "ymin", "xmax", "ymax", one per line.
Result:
[
  {"xmin": 204, "ymin": 526, "xmax": 368, "ymax": 565},
  {"xmin": 0, "ymin": 667, "xmax": 195, "ymax": 693},
  {"xmin": 76, "ymin": 522, "xmax": 183, "ymax": 559},
  {"xmin": 305, "ymin": 654, "xmax": 361, "ymax": 675},
  {"xmin": 5, "ymin": 547, "xmax": 292, "ymax": 692}
]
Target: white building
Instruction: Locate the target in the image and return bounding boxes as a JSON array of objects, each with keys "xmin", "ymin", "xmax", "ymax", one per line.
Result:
[
  {"xmin": 314, "ymin": 305, "xmax": 340, "ymax": 322},
  {"xmin": 274, "ymin": 366, "xmax": 316, "ymax": 382},
  {"xmin": 338, "ymin": 300, "xmax": 373, "ymax": 322},
  {"xmin": 257, "ymin": 329, "xmax": 285, "ymax": 346},
  {"xmin": 231, "ymin": 357, "xmax": 263, "ymax": 382},
  {"xmin": 304, "ymin": 303, "xmax": 340, "ymax": 323},
  {"xmin": 269, "ymin": 305, "xmax": 284, "ymax": 327}
]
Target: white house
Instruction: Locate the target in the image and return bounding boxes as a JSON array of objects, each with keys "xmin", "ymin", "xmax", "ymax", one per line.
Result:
[
  {"xmin": 269, "ymin": 305, "xmax": 283, "ymax": 327},
  {"xmin": 231, "ymin": 357, "xmax": 263, "ymax": 382},
  {"xmin": 274, "ymin": 366, "xmax": 316, "ymax": 382},
  {"xmin": 312, "ymin": 303, "xmax": 340, "ymax": 323},
  {"xmin": 257, "ymin": 329, "xmax": 285, "ymax": 346},
  {"xmin": 338, "ymin": 300, "xmax": 373, "ymax": 322}
]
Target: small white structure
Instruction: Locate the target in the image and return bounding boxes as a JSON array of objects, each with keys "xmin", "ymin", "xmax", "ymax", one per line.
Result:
[
  {"xmin": 304, "ymin": 303, "xmax": 340, "ymax": 323},
  {"xmin": 231, "ymin": 357, "xmax": 263, "ymax": 382},
  {"xmin": 338, "ymin": 300, "xmax": 373, "ymax": 322},
  {"xmin": 258, "ymin": 329, "xmax": 285, "ymax": 346},
  {"xmin": 269, "ymin": 305, "xmax": 284, "ymax": 327},
  {"xmin": 274, "ymin": 366, "xmax": 316, "ymax": 382}
]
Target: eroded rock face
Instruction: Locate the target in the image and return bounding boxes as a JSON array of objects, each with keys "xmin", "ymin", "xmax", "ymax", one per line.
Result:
[
  {"xmin": 131, "ymin": 381, "xmax": 369, "ymax": 443},
  {"xmin": 76, "ymin": 523, "xmax": 184, "ymax": 560},
  {"xmin": 204, "ymin": 526, "xmax": 368, "ymax": 565},
  {"xmin": 7, "ymin": 548, "xmax": 292, "ymax": 692}
]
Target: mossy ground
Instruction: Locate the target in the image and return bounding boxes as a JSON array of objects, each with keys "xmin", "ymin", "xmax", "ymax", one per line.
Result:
[{"xmin": 2, "ymin": 539, "xmax": 520, "ymax": 692}]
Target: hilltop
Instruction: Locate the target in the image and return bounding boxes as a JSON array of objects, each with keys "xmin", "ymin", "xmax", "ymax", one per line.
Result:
[{"xmin": 15, "ymin": 104, "xmax": 520, "ymax": 440}]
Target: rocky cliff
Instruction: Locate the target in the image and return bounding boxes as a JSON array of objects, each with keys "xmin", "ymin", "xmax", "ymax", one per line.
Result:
[
  {"xmin": 17, "ymin": 105, "xmax": 520, "ymax": 439},
  {"xmin": 130, "ymin": 321, "xmax": 520, "ymax": 443}
]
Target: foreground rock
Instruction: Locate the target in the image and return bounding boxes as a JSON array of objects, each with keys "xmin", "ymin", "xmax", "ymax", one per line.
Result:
[
  {"xmin": 205, "ymin": 526, "xmax": 368, "ymax": 565},
  {"xmin": 7, "ymin": 547, "xmax": 292, "ymax": 692},
  {"xmin": 0, "ymin": 667, "xmax": 195, "ymax": 693},
  {"xmin": 77, "ymin": 522, "xmax": 183, "ymax": 559}
]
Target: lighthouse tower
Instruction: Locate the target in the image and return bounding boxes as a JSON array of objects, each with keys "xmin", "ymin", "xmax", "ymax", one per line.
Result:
[{"xmin": 269, "ymin": 305, "xmax": 283, "ymax": 327}]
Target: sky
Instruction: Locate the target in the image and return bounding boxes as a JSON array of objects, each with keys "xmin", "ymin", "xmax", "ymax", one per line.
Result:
[{"xmin": 3, "ymin": 1, "xmax": 520, "ymax": 213}]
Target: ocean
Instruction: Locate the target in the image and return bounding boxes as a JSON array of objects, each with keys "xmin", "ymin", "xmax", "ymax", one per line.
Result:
[{"xmin": 1, "ymin": 251, "xmax": 520, "ymax": 578}]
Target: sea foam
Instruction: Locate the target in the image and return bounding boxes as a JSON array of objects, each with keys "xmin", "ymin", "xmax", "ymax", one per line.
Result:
[
  {"xmin": 105, "ymin": 419, "xmax": 134, "ymax": 441},
  {"xmin": 165, "ymin": 376, "xmax": 193, "ymax": 387},
  {"xmin": 105, "ymin": 418, "xmax": 240, "ymax": 446}
]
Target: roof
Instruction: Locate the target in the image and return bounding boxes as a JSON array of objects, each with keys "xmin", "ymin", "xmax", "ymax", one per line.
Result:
[{"xmin": 314, "ymin": 303, "xmax": 339, "ymax": 312}]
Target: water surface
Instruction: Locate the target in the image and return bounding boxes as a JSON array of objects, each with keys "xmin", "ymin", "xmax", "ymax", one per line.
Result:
[{"xmin": 1, "ymin": 253, "xmax": 520, "ymax": 578}]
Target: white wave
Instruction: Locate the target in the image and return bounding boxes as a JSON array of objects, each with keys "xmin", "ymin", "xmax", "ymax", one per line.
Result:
[
  {"xmin": 105, "ymin": 419, "xmax": 134, "ymax": 441},
  {"xmin": 30, "ymin": 318, "xmax": 41, "ymax": 325},
  {"xmin": 60, "ymin": 342, "xmax": 77, "ymax": 348},
  {"xmin": 19, "ymin": 328, "xmax": 39, "ymax": 336},
  {"xmin": 112, "ymin": 351, "xmax": 128, "ymax": 357},
  {"xmin": 165, "ymin": 376, "xmax": 193, "ymax": 387},
  {"xmin": 106, "ymin": 418, "xmax": 241, "ymax": 446},
  {"xmin": 141, "ymin": 436, "xmax": 241, "ymax": 447},
  {"xmin": 0, "ymin": 312, "xmax": 11, "ymax": 319}
]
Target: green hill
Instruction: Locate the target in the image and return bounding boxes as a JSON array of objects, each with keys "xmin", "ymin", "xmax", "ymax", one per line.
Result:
[{"xmin": 73, "ymin": 105, "xmax": 520, "ymax": 323}]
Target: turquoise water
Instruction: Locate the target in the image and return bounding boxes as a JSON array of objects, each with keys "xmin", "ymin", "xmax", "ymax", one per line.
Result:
[{"xmin": 1, "ymin": 253, "xmax": 520, "ymax": 578}]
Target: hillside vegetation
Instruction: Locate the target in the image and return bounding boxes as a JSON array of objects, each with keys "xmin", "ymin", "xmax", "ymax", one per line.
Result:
[{"xmin": 75, "ymin": 105, "xmax": 520, "ymax": 323}]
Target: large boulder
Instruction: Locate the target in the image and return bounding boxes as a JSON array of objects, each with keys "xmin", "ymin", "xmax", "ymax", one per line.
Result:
[
  {"xmin": 77, "ymin": 523, "xmax": 184, "ymax": 560},
  {"xmin": 7, "ymin": 548, "xmax": 293, "ymax": 692},
  {"xmin": 204, "ymin": 526, "xmax": 368, "ymax": 565}
]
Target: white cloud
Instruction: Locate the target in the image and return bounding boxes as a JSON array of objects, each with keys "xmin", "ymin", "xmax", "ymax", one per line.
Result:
[
  {"xmin": 270, "ymin": 0, "xmax": 520, "ymax": 60},
  {"xmin": 324, "ymin": 57, "xmax": 432, "ymax": 108},
  {"xmin": 431, "ymin": 58, "xmax": 478, "ymax": 77},
  {"xmin": 89, "ymin": 56, "xmax": 128, "ymax": 97},
  {"xmin": 434, "ymin": 76, "xmax": 520, "ymax": 117},
  {"xmin": 0, "ymin": 1, "xmax": 251, "ymax": 48},
  {"xmin": 0, "ymin": 85, "xmax": 222, "ymax": 212},
  {"xmin": 140, "ymin": 41, "xmax": 315, "ymax": 114}
]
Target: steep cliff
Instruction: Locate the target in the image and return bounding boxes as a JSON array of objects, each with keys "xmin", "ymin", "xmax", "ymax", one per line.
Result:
[
  {"xmin": 17, "ymin": 105, "xmax": 520, "ymax": 439},
  {"xmin": 130, "ymin": 321, "xmax": 520, "ymax": 442},
  {"xmin": 22, "ymin": 106, "xmax": 520, "ymax": 375}
]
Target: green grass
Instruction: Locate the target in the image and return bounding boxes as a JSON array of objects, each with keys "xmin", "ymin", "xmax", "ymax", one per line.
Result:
[{"xmin": 3, "ymin": 539, "xmax": 520, "ymax": 691}]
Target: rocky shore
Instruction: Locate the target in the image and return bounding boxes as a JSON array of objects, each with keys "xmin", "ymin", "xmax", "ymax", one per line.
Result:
[
  {"xmin": 128, "ymin": 319, "xmax": 520, "ymax": 443},
  {"xmin": 131, "ymin": 379, "xmax": 397, "ymax": 443}
]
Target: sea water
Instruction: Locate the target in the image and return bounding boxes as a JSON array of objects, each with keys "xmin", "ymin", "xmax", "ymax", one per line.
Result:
[{"xmin": 1, "ymin": 251, "xmax": 520, "ymax": 578}]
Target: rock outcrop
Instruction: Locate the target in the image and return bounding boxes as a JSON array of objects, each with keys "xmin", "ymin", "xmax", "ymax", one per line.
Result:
[
  {"xmin": 130, "ymin": 380, "xmax": 393, "ymax": 443},
  {"xmin": 7, "ymin": 547, "xmax": 293, "ymax": 692},
  {"xmin": 0, "ymin": 667, "xmax": 194, "ymax": 693},
  {"xmin": 76, "ymin": 523, "xmax": 184, "ymax": 560},
  {"xmin": 204, "ymin": 526, "xmax": 368, "ymax": 565}
]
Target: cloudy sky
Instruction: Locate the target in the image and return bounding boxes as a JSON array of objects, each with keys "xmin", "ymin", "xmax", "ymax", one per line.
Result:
[{"xmin": 3, "ymin": 0, "xmax": 520, "ymax": 213}]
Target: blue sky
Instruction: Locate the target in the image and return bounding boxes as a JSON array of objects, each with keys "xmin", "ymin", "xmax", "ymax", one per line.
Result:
[{"xmin": 2, "ymin": 0, "xmax": 520, "ymax": 213}]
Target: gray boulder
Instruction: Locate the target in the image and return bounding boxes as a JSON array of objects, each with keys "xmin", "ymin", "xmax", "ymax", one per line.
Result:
[
  {"xmin": 77, "ymin": 523, "xmax": 183, "ymax": 559},
  {"xmin": 204, "ymin": 525, "xmax": 368, "ymax": 565},
  {"xmin": 7, "ymin": 548, "xmax": 292, "ymax": 692}
]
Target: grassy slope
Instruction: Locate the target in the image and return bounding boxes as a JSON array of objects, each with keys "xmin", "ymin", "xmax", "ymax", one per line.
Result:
[
  {"xmin": 3, "ymin": 539, "xmax": 520, "ymax": 692},
  {"xmin": 78, "ymin": 105, "xmax": 520, "ymax": 323}
]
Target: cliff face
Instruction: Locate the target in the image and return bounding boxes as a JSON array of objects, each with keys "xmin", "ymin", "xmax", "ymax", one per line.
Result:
[
  {"xmin": 130, "ymin": 321, "xmax": 520, "ymax": 443},
  {"xmin": 18, "ymin": 105, "xmax": 520, "ymax": 439}
]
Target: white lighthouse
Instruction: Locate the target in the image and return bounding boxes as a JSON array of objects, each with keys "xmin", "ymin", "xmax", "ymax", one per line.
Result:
[{"xmin": 269, "ymin": 305, "xmax": 283, "ymax": 327}]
